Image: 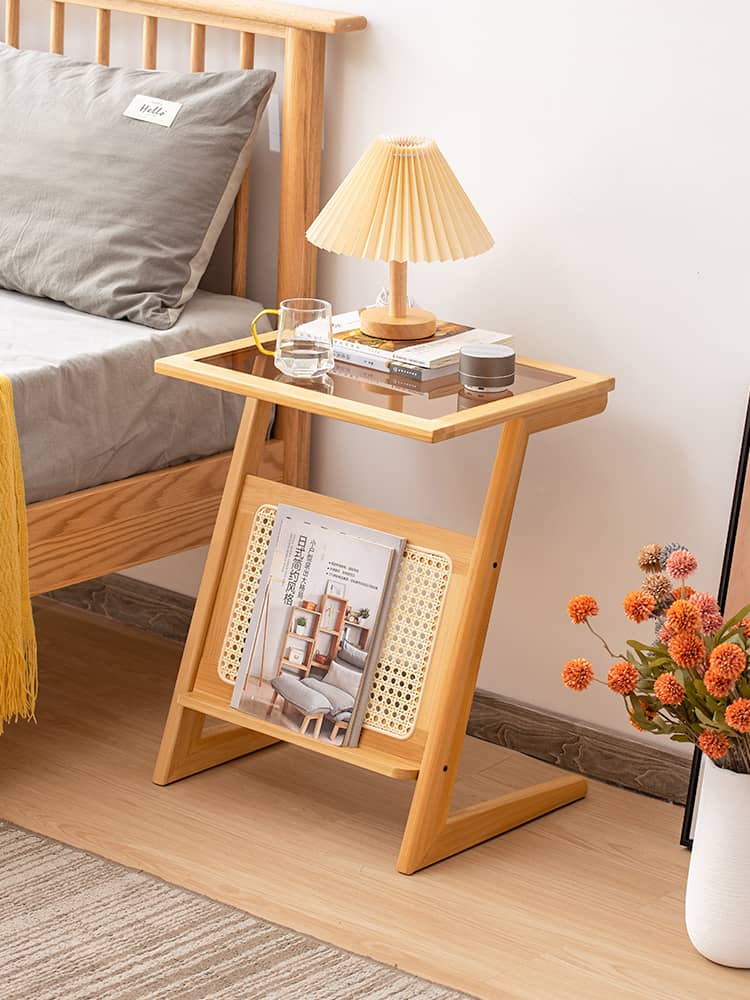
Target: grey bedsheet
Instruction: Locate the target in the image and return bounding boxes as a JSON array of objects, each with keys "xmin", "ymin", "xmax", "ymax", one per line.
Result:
[{"xmin": 0, "ymin": 288, "xmax": 263, "ymax": 504}]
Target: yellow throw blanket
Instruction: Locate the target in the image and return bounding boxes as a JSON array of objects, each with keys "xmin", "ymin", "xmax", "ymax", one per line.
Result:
[{"xmin": 0, "ymin": 375, "xmax": 37, "ymax": 734}]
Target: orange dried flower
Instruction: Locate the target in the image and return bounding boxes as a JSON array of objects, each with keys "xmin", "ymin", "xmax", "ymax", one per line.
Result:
[
  {"xmin": 704, "ymin": 667, "xmax": 734, "ymax": 698},
  {"xmin": 697, "ymin": 730, "xmax": 730, "ymax": 760},
  {"xmin": 708, "ymin": 642, "xmax": 746, "ymax": 681},
  {"xmin": 725, "ymin": 698, "xmax": 750, "ymax": 734},
  {"xmin": 667, "ymin": 630, "xmax": 705, "ymax": 669},
  {"xmin": 666, "ymin": 599, "xmax": 701, "ymax": 635},
  {"xmin": 623, "ymin": 589, "xmax": 656, "ymax": 623},
  {"xmin": 607, "ymin": 661, "xmax": 640, "ymax": 695},
  {"xmin": 562, "ymin": 658, "xmax": 594, "ymax": 691},
  {"xmin": 671, "ymin": 586, "xmax": 696, "ymax": 601},
  {"xmin": 567, "ymin": 594, "xmax": 599, "ymax": 624},
  {"xmin": 653, "ymin": 672, "xmax": 685, "ymax": 705},
  {"xmin": 737, "ymin": 618, "xmax": 750, "ymax": 639}
]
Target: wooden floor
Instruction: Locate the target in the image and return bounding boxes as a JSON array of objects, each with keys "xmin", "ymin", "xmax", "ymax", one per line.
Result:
[{"xmin": 2, "ymin": 601, "xmax": 745, "ymax": 1000}]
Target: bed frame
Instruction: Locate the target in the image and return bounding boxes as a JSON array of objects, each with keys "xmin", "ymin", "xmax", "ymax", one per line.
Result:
[{"xmin": 3, "ymin": 0, "xmax": 366, "ymax": 595}]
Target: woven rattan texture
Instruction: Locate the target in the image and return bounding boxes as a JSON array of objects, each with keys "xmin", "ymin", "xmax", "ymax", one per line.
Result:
[{"xmin": 217, "ymin": 505, "xmax": 451, "ymax": 739}]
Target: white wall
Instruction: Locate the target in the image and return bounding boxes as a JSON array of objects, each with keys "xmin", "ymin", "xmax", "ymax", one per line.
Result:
[{"xmin": 12, "ymin": 0, "xmax": 750, "ymax": 743}]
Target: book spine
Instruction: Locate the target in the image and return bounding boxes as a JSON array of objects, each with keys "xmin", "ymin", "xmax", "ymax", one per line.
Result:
[
  {"xmin": 333, "ymin": 342, "xmax": 390, "ymax": 373},
  {"xmin": 389, "ymin": 362, "xmax": 456, "ymax": 381},
  {"xmin": 344, "ymin": 540, "xmax": 407, "ymax": 747}
]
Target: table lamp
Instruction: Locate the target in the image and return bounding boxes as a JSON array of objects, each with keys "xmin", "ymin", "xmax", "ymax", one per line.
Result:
[{"xmin": 306, "ymin": 135, "xmax": 494, "ymax": 341}]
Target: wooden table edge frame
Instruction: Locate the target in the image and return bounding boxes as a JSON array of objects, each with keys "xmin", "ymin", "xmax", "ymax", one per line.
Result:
[{"xmin": 153, "ymin": 351, "xmax": 614, "ymax": 874}]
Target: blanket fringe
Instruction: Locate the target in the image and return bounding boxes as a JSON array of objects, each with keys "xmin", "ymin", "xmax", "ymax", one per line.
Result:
[{"xmin": 0, "ymin": 374, "xmax": 37, "ymax": 734}]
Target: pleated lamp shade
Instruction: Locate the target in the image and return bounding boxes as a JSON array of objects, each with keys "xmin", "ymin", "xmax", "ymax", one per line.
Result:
[{"xmin": 306, "ymin": 136, "xmax": 494, "ymax": 341}]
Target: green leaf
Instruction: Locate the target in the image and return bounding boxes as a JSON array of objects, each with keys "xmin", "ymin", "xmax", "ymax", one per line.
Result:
[
  {"xmin": 695, "ymin": 706, "xmax": 715, "ymax": 728},
  {"xmin": 628, "ymin": 639, "xmax": 657, "ymax": 651},
  {"xmin": 716, "ymin": 604, "xmax": 750, "ymax": 643}
]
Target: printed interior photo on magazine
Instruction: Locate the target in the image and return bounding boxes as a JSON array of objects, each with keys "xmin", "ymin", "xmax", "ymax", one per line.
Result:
[{"xmin": 231, "ymin": 505, "xmax": 406, "ymax": 747}]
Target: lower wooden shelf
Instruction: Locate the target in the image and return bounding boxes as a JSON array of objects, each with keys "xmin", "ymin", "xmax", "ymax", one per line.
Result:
[{"xmin": 179, "ymin": 691, "xmax": 422, "ymax": 781}]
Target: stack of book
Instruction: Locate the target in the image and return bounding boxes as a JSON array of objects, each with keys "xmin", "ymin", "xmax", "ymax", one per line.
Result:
[
  {"xmin": 231, "ymin": 505, "xmax": 405, "ymax": 747},
  {"xmin": 330, "ymin": 310, "xmax": 513, "ymax": 384}
]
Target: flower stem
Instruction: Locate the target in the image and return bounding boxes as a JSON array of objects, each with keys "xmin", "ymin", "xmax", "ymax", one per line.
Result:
[{"xmin": 585, "ymin": 619, "xmax": 626, "ymax": 661}]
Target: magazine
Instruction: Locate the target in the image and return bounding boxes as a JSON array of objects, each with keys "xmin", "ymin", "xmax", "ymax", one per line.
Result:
[{"xmin": 231, "ymin": 505, "xmax": 406, "ymax": 747}]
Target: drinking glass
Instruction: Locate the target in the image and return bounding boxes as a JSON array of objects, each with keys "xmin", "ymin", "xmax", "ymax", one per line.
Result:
[{"xmin": 251, "ymin": 298, "xmax": 334, "ymax": 379}]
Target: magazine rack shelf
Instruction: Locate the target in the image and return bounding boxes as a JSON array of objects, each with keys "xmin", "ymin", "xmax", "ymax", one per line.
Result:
[{"xmin": 153, "ymin": 336, "xmax": 614, "ymax": 874}]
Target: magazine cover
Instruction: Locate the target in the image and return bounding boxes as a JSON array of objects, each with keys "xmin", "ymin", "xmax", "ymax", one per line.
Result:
[{"xmin": 231, "ymin": 506, "xmax": 405, "ymax": 747}]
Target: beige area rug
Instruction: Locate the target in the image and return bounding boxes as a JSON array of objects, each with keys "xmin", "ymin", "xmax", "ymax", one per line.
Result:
[{"xmin": 0, "ymin": 822, "xmax": 471, "ymax": 1000}]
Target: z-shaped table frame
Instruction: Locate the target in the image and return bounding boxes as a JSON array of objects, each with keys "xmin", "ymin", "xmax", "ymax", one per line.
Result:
[{"xmin": 152, "ymin": 335, "xmax": 614, "ymax": 874}]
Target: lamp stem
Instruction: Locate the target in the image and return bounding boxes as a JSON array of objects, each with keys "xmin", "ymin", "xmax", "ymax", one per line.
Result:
[{"xmin": 389, "ymin": 260, "xmax": 408, "ymax": 318}]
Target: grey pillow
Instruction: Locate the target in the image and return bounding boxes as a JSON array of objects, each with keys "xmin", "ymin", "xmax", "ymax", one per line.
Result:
[
  {"xmin": 323, "ymin": 660, "xmax": 363, "ymax": 699},
  {"xmin": 271, "ymin": 675, "xmax": 331, "ymax": 715},
  {"xmin": 301, "ymin": 677, "xmax": 355, "ymax": 715},
  {"xmin": 338, "ymin": 638, "xmax": 368, "ymax": 671},
  {"xmin": 0, "ymin": 45, "xmax": 274, "ymax": 329}
]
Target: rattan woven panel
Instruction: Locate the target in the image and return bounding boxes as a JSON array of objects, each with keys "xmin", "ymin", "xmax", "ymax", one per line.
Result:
[{"xmin": 217, "ymin": 504, "xmax": 451, "ymax": 739}]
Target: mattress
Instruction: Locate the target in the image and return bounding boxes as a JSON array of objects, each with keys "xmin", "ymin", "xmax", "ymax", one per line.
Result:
[{"xmin": 0, "ymin": 288, "xmax": 263, "ymax": 504}]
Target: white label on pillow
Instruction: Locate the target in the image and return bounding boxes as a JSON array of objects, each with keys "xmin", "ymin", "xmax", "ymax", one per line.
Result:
[{"xmin": 123, "ymin": 95, "xmax": 182, "ymax": 128}]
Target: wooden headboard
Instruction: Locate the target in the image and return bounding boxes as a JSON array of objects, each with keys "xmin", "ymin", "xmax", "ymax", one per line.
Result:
[{"xmin": 3, "ymin": 0, "xmax": 366, "ymax": 306}]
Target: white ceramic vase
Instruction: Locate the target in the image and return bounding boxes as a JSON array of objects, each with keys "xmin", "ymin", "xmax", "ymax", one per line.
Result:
[{"xmin": 685, "ymin": 760, "xmax": 750, "ymax": 967}]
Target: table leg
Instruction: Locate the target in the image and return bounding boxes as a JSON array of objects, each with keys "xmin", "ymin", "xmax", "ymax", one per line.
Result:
[
  {"xmin": 397, "ymin": 417, "xmax": 587, "ymax": 874},
  {"xmin": 153, "ymin": 395, "xmax": 278, "ymax": 785}
]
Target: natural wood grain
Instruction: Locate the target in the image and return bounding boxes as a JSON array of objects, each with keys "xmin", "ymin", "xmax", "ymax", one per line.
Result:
[
  {"xmin": 142, "ymin": 12, "xmax": 157, "ymax": 66},
  {"xmin": 4, "ymin": 601, "xmax": 746, "ymax": 1000},
  {"xmin": 26, "ymin": 442, "xmax": 283, "ymax": 596},
  {"xmin": 67, "ymin": 0, "xmax": 366, "ymax": 35},
  {"xmin": 49, "ymin": 0, "xmax": 65, "ymax": 53},
  {"xmin": 189, "ymin": 21, "xmax": 205, "ymax": 69},
  {"xmin": 43, "ymin": 573, "xmax": 694, "ymax": 805},
  {"xmin": 360, "ymin": 303, "xmax": 437, "ymax": 342},
  {"xmin": 277, "ymin": 28, "xmax": 325, "ymax": 304},
  {"xmin": 154, "ymin": 389, "xmax": 280, "ymax": 785},
  {"xmin": 399, "ymin": 418, "xmax": 535, "ymax": 874},
  {"xmin": 5, "ymin": 0, "xmax": 20, "ymax": 46},
  {"xmin": 239, "ymin": 27, "xmax": 254, "ymax": 66},
  {"xmin": 274, "ymin": 26, "xmax": 326, "ymax": 488},
  {"xmin": 180, "ymin": 690, "xmax": 421, "ymax": 779},
  {"xmin": 419, "ymin": 775, "xmax": 589, "ymax": 870},
  {"xmin": 95, "ymin": 7, "xmax": 111, "ymax": 62},
  {"xmin": 231, "ymin": 31, "xmax": 255, "ymax": 297},
  {"xmin": 389, "ymin": 260, "xmax": 407, "ymax": 317}
]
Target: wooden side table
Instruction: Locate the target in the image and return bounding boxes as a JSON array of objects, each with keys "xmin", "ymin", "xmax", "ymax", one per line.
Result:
[{"xmin": 152, "ymin": 334, "xmax": 614, "ymax": 874}]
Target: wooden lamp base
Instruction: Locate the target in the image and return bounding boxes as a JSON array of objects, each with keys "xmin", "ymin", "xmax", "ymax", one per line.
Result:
[
  {"xmin": 360, "ymin": 305, "xmax": 436, "ymax": 342},
  {"xmin": 359, "ymin": 259, "xmax": 436, "ymax": 341}
]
